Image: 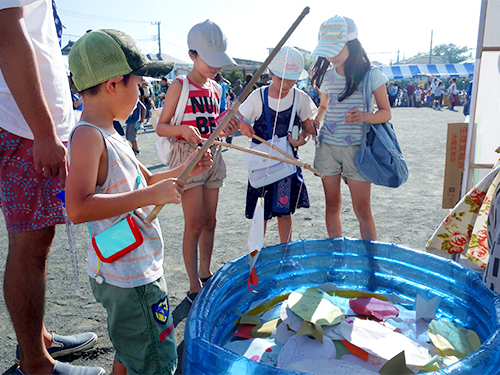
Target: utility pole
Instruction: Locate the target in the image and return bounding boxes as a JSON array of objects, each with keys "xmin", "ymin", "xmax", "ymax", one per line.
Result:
[
  {"xmin": 151, "ymin": 21, "xmax": 161, "ymax": 56},
  {"xmin": 429, "ymin": 30, "xmax": 433, "ymax": 64}
]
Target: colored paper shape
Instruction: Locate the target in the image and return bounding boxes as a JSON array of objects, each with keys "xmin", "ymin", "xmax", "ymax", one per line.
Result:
[
  {"xmin": 285, "ymin": 358, "xmax": 379, "ymax": 375},
  {"xmin": 223, "ymin": 337, "xmax": 282, "ymax": 366},
  {"xmin": 428, "ymin": 319, "xmax": 481, "ymax": 359},
  {"xmin": 341, "ymin": 339, "xmax": 369, "ymax": 361},
  {"xmin": 272, "ymin": 320, "xmax": 296, "ymax": 344},
  {"xmin": 287, "ymin": 287, "xmax": 345, "ymax": 326},
  {"xmin": 415, "ymin": 294, "xmax": 440, "ymax": 321},
  {"xmin": 280, "ymin": 301, "xmax": 304, "ymax": 332},
  {"xmin": 277, "ymin": 334, "xmax": 336, "ymax": 368},
  {"xmin": 236, "ymin": 311, "xmax": 261, "ymax": 326},
  {"xmin": 251, "ymin": 318, "xmax": 281, "ymax": 338},
  {"xmin": 340, "ymin": 353, "xmax": 387, "ymax": 373},
  {"xmin": 296, "ymin": 320, "xmax": 324, "ymax": 343},
  {"xmin": 324, "ymin": 324, "xmax": 345, "ymax": 341},
  {"xmin": 378, "ymin": 351, "xmax": 414, "ymax": 375},
  {"xmin": 349, "ymin": 297, "xmax": 399, "ymax": 320},
  {"xmin": 231, "ymin": 324, "xmax": 254, "ymax": 339},
  {"xmin": 340, "ymin": 317, "xmax": 433, "ymax": 366}
]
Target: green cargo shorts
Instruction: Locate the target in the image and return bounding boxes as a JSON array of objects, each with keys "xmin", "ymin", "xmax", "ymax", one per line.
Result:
[{"xmin": 90, "ymin": 275, "xmax": 177, "ymax": 374}]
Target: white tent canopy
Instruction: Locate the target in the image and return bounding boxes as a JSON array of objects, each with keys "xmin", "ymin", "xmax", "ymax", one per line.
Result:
[{"xmin": 381, "ymin": 63, "xmax": 475, "ymax": 80}]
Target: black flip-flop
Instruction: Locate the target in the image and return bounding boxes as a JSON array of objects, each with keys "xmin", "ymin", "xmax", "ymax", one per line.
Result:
[
  {"xmin": 186, "ymin": 291, "xmax": 198, "ymax": 304},
  {"xmin": 200, "ymin": 275, "xmax": 212, "ymax": 285}
]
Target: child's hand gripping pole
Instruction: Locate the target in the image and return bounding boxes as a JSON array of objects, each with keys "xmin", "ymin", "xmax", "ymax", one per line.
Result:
[{"xmin": 145, "ymin": 6, "xmax": 310, "ymax": 224}]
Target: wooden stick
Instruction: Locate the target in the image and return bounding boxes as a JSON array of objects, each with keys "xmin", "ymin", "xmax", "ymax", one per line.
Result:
[
  {"xmin": 145, "ymin": 7, "xmax": 310, "ymax": 223},
  {"xmin": 214, "ymin": 140, "xmax": 325, "ymax": 179},
  {"xmin": 252, "ymin": 134, "xmax": 296, "ymax": 161}
]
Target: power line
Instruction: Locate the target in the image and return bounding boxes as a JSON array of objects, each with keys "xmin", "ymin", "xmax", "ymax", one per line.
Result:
[{"xmin": 58, "ymin": 9, "xmax": 150, "ymax": 24}]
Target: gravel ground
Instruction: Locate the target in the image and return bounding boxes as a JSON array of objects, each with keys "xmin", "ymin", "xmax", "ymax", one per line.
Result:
[{"xmin": 0, "ymin": 105, "xmax": 467, "ymax": 374}]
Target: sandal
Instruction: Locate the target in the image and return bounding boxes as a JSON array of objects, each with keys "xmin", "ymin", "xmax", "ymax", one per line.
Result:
[
  {"xmin": 200, "ymin": 275, "xmax": 212, "ymax": 285},
  {"xmin": 186, "ymin": 291, "xmax": 198, "ymax": 304}
]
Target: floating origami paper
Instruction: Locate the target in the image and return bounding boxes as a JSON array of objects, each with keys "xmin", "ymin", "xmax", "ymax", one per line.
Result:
[
  {"xmin": 287, "ymin": 287, "xmax": 345, "ymax": 326},
  {"xmin": 277, "ymin": 334, "xmax": 336, "ymax": 368},
  {"xmin": 231, "ymin": 324, "xmax": 254, "ymax": 339},
  {"xmin": 415, "ymin": 294, "xmax": 440, "ymax": 321},
  {"xmin": 224, "ymin": 337, "xmax": 282, "ymax": 366},
  {"xmin": 340, "ymin": 317, "xmax": 433, "ymax": 366},
  {"xmin": 349, "ymin": 297, "xmax": 399, "ymax": 320},
  {"xmin": 428, "ymin": 319, "xmax": 481, "ymax": 359},
  {"xmin": 285, "ymin": 358, "xmax": 379, "ymax": 375}
]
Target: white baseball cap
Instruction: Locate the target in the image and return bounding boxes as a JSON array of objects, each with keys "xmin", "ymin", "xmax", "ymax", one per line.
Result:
[
  {"xmin": 268, "ymin": 46, "xmax": 308, "ymax": 81},
  {"xmin": 187, "ymin": 20, "xmax": 236, "ymax": 68},
  {"xmin": 312, "ymin": 16, "xmax": 358, "ymax": 58}
]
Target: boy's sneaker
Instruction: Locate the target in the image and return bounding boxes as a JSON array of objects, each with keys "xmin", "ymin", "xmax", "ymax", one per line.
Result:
[
  {"xmin": 16, "ymin": 360, "xmax": 105, "ymax": 375},
  {"xmin": 133, "ymin": 148, "xmax": 141, "ymax": 155},
  {"xmin": 15, "ymin": 332, "xmax": 98, "ymax": 364}
]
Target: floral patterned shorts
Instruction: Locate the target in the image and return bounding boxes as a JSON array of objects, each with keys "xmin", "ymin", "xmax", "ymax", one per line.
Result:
[{"xmin": 0, "ymin": 128, "xmax": 64, "ymax": 232}]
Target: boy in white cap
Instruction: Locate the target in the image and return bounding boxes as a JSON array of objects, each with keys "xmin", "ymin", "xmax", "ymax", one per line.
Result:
[
  {"xmin": 238, "ymin": 46, "xmax": 318, "ymax": 243},
  {"xmin": 65, "ymin": 29, "xmax": 213, "ymax": 374},
  {"xmin": 155, "ymin": 20, "xmax": 239, "ymax": 304}
]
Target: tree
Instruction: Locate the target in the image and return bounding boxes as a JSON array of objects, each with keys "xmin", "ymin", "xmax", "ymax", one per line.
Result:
[
  {"xmin": 225, "ymin": 68, "xmax": 244, "ymax": 85},
  {"xmin": 432, "ymin": 43, "xmax": 472, "ymax": 63}
]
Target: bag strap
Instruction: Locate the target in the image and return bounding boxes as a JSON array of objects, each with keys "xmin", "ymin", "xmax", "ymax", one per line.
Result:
[
  {"xmin": 87, "ymin": 168, "xmax": 141, "ymax": 236},
  {"xmin": 360, "ymin": 66, "xmax": 374, "ymax": 142},
  {"xmin": 172, "ymin": 75, "xmax": 190, "ymax": 126},
  {"xmin": 261, "ymin": 86, "xmax": 297, "ymax": 140}
]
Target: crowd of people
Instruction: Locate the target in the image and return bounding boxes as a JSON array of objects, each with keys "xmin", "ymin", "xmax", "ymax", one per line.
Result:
[
  {"xmin": 387, "ymin": 76, "xmax": 464, "ymax": 109},
  {"xmin": 0, "ymin": 2, "xmax": 491, "ymax": 375}
]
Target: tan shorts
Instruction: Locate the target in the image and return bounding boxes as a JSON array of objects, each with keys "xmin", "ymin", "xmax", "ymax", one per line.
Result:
[
  {"xmin": 169, "ymin": 140, "xmax": 226, "ymax": 190},
  {"xmin": 313, "ymin": 142, "xmax": 368, "ymax": 182}
]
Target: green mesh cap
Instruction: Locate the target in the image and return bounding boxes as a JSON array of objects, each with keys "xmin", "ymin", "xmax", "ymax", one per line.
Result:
[{"xmin": 69, "ymin": 29, "xmax": 173, "ymax": 92}]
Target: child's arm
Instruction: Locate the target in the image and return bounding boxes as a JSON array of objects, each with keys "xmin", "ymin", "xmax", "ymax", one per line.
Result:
[
  {"xmin": 315, "ymin": 92, "xmax": 328, "ymax": 123},
  {"xmin": 155, "ymin": 79, "xmax": 202, "ymax": 144},
  {"xmin": 239, "ymin": 119, "xmax": 255, "ymax": 138},
  {"xmin": 65, "ymin": 126, "xmax": 184, "ymax": 224},
  {"xmin": 345, "ymin": 84, "xmax": 391, "ymax": 124}
]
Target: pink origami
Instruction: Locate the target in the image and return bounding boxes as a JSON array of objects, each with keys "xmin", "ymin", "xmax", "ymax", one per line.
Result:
[{"xmin": 349, "ymin": 297, "xmax": 399, "ymax": 320}]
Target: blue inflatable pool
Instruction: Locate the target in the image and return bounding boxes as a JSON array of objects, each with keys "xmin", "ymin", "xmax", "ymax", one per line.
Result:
[{"xmin": 183, "ymin": 238, "xmax": 500, "ymax": 374}]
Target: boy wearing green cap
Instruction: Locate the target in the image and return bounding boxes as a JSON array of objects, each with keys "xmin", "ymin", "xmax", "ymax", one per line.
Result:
[{"xmin": 65, "ymin": 29, "xmax": 212, "ymax": 375}]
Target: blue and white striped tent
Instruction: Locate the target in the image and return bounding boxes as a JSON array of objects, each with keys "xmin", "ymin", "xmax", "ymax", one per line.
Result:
[{"xmin": 381, "ymin": 63, "xmax": 474, "ymax": 80}]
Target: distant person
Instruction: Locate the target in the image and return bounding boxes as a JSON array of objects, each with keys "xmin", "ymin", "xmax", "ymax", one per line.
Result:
[
  {"xmin": 214, "ymin": 72, "xmax": 230, "ymax": 111},
  {"xmin": 434, "ymin": 81, "xmax": 445, "ymax": 109},
  {"xmin": 234, "ymin": 79, "xmax": 243, "ymax": 96},
  {"xmin": 406, "ymin": 82, "xmax": 415, "ymax": 107},
  {"xmin": 243, "ymin": 73, "xmax": 257, "ymax": 92},
  {"xmin": 310, "ymin": 15, "xmax": 391, "ymax": 241},
  {"xmin": 415, "ymin": 86, "xmax": 423, "ymax": 107},
  {"xmin": 429, "ymin": 77, "xmax": 438, "ymax": 108},
  {"xmin": 66, "ymin": 28, "xmax": 213, "ymax": 375},
  {"xmin": 447, "ymin": 77, "xmax": 458, "ymax": 110},
  {"xmin": 155, "ymin": 20, "xmax": 239, "ymax": 304},
  {"xmin": 0, "ymin": 2, "xmax": 103, "ymax": 375},
  {"xmin": 256, "ymin": 73, "xmax": 270, "ymax": 87},
  {"xmin": 464, "ymin": 80, "xmax": 473, "ymax": 116}
]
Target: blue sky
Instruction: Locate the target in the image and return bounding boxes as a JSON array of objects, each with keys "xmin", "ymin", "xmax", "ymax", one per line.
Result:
[{"xmin": 56, "ymin": 0, "xmax": 481, "ymax": 65}]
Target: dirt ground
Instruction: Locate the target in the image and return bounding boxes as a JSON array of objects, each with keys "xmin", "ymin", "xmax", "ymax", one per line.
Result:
[{"xmin": 0, "ymin": 105, "xmax": 468, "ymax": 374}]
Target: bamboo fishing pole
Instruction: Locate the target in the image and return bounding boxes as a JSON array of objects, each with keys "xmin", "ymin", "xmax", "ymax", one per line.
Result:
[
  {"xmin": 213, "ymin": 140, "xmax": 325, "ymax": 179},
  {"xmin": 145, "ymin": 7, "xmax": 310, "ymax": 223}
]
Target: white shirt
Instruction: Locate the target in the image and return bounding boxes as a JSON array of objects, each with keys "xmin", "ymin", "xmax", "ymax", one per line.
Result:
[{"xmin": 0, "ymin": 0, "xmax": 74, "ymax": 141}]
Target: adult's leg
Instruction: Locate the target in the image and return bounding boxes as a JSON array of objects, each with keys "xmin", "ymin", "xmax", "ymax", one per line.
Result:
[
  {"xmin": 181, "ymin": 186, "xmax": 204, "ymax": 295},
  {"xmin": 346, "ymin": 178, "xmax": 377, "ymax": 241},
  {"xmin": 322, "ymin": 175, "xmax": 343, "ymax": 238},
  {"xmin": 277, "ymin": 214, "xmax": 293, "ymax": 243},
  {"xmin": 4, "ymin": 227, "xmax": 55, "ymax": 374},
  {"xmin": 198, "ymin": 187, "xmax": 220, "ymax": 281}
]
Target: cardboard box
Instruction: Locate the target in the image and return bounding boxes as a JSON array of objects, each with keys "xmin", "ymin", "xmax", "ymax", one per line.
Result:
[{"xmin": 442, "ymin": 123, "xmax": 468, "ymax": 209}]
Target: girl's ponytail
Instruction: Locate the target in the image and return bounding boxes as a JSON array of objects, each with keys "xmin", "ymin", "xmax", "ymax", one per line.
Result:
[{"xmin": 338, "ymin": 40, "xmax": 370, "ymax": 102}]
